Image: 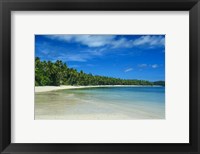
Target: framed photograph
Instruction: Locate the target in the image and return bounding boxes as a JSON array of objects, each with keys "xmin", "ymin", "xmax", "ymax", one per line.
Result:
[
  {"xmin": 35, "ymin": 34, "xmax": 165, "ymax": 120},
  {"xmin": 0, "ymin": 0, "xmax": 199, "ymax": 153}
]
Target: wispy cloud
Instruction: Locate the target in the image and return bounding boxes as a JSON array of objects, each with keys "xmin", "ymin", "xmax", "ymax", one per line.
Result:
[
  {"xmin": 124, "ymin": 68, "xmax": 133, "ymax": 73},
  {"xmin": 45, "ymin": 35, "xmax": 165, "ymax": 49},
  {"xmin": 138, "ymin": 63, "xmax": 159, "ymax": 69},
  {"xmin": 46, "ymin": 35, "xmax": 116, "ymax": 47},
  {"xmin": 82, "ymin": 47, "xmax": 107, "ymax": 56},
  {"xmin": 133, "ymin": 35, "xmax": 165, "ymax": 47},
  {"xmin": 151, "ymin": 64, "xmax": 159, "ymax": 68},
  {"xmin": 138, "ymin": 64, "xmax": 148, "ymax": 68},
  {"xmin": 61, "ymin": 54, "xmax": 88, "ymax": 62},
  {"xmin": 111, "ymin": 38, "xmax": 132, "ymax": 48},
  {"xmin": 111, "ymin": 35, "xmax": 165, "ymax": 49}
]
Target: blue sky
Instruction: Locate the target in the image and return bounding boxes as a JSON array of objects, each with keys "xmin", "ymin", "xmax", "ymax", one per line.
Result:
[{"xmin": 35, "ymin": 34, "xmax": 165, "ymax": 81}]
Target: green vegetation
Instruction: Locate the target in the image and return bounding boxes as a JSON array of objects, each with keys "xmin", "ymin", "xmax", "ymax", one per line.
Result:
[
  {"xmin": 153, "ymin": 81, "xmax": 165, "ymax": 86},
  {"xmin": 35, "ymin": 57, "xmax": 165, "ymax": 86}
]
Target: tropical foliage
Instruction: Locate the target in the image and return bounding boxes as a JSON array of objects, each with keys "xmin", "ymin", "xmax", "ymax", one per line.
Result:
[
  {"xmin": 153, "ymin": 81, "xmax": 165, "ymax": 86},
  {"xmin": 35, "ymin": 57, "xmax": 165, "ymax": 86}
]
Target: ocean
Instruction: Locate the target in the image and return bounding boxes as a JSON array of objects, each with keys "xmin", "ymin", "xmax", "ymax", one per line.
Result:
[{"xmin": 35, "ymin": 86, "xmax": 165, "ymax": 120}]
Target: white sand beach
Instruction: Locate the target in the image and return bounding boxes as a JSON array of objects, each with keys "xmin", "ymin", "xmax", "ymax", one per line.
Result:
[
  {"xmin": 35, "ymin": 85, "xmax": 90, "ymax": 93},
  {"xmin": 35, "ymin": 85, "xmax": 157, "ymax": 93}
]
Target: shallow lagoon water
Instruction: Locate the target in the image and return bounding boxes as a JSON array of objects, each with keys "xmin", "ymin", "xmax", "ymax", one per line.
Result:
[{"xmin": 35, "ymin": 87, "xmax": 165, "ymax": 120}]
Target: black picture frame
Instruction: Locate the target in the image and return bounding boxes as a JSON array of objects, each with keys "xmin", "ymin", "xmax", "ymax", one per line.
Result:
[{"xmin": 0, "ymin": 0, "xmax": 199, "ymax": 153}]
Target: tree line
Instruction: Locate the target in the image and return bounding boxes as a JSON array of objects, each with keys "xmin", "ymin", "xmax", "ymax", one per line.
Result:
[{"xmin": 35, "ymin": 57, "xmax": 165, "ymax": 86}]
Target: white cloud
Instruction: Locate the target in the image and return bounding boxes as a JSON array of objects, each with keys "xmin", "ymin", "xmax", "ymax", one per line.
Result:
[
  {"xmin": 124, "ymin": 68, "xmax": 133, "ymax": 73},
  {"xmin": 138, "ymin": 64, "xmax": 148, "ymax": 68},
  {"xmin": 40, "ymin": 50, "xmax": 49, "ymax": 55},
  {"xmin": 82, "ymin": 48, "xmax": 107, "ymax": 56},
  {"xmin": 55, "ymin": 47, "xmax": 109, "ymax": 62},
  {"xmin": 75, "ymin": 35, "xmax": 115, "ymax": 47},
  {"xmin": 46, "ymin": 35, "xmax": 165, "ymax": 49},
  {"xmin": 111, "ymin": 35, "xmax": 165, "ymax": 48},
  {"xmin": 46, "ymin": 35, "xmax": 74, "ymax": 41},
  {"xmin": 138, "ymin": 63, "xmax": 159, "ymax": 69},
  {"xmin": 151, "ymin": 64, "xmax": 159, "ymax": 68},
  {"xmin": 133, "ymin": 35, "xmax": 165, "ymax": 47},
  {"xmin": 46, "ymin": 35, "xmax": 116, "ymax": 47},
  {"xmin": 56, "ymin": 53, "xmax": 91, "ymax": 62},
  {"xmin": 111, "ymin": 38, "xmax": 132, "ymax": 48}
]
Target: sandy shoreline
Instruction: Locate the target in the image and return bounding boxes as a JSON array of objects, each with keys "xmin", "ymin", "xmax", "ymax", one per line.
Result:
[
  {"xmin": 35, "ymin": 85, "xmax": 161, "ymax": 93},
  {"xmin": 35, "ymin": 85, "xmax": 165, "ymax": 120}
]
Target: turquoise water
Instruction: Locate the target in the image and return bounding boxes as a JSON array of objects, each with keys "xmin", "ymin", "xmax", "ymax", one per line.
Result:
[{"xmin": 35, "ymin": 86, "xmax": 165, "ymax": 120}]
